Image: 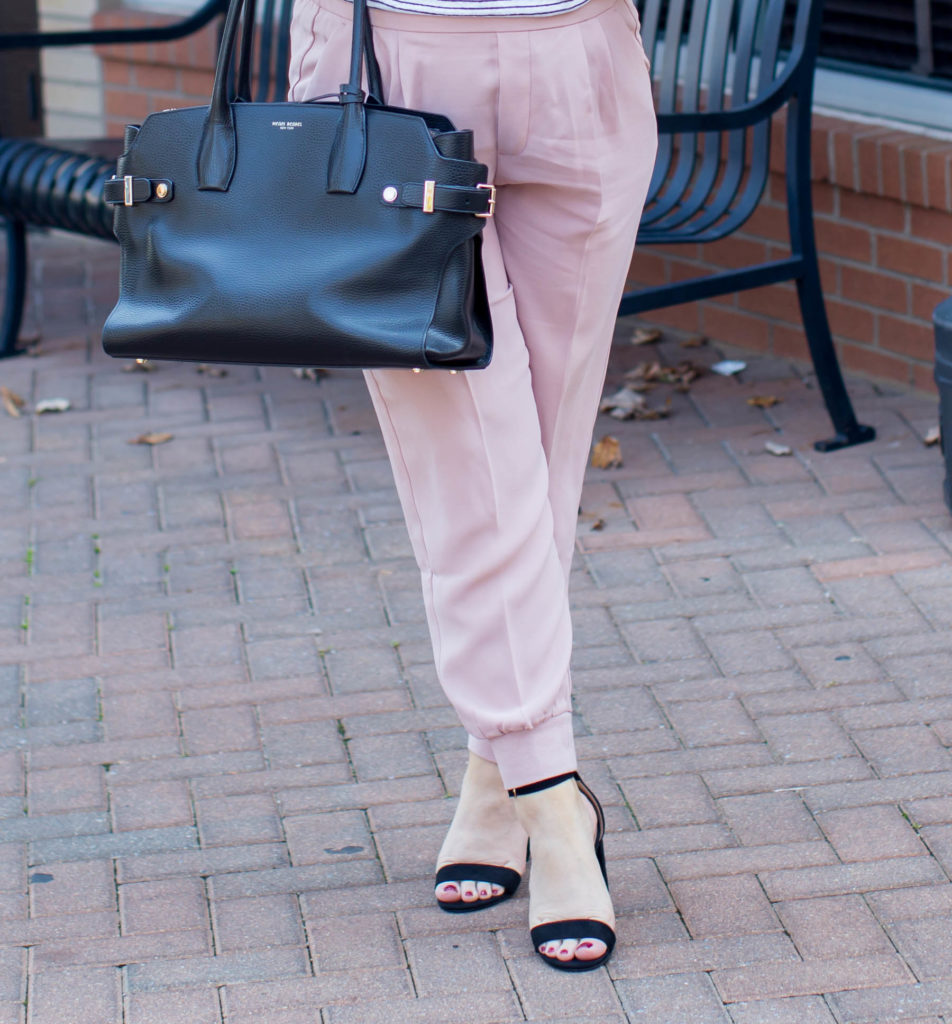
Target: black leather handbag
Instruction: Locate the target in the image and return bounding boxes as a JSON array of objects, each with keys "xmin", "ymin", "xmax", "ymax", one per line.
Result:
[{"xmin": 101, "ymin": 0, "xmax": 494, "ymax": 369}]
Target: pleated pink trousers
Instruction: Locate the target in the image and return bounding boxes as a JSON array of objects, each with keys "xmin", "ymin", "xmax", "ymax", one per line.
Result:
[{"xmin": 289, "ymin": 0, "xmax": 657, "ymax": 789}]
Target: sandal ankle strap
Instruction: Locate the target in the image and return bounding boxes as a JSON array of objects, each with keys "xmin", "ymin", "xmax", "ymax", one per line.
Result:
[{"xmin": 507, "ymin": 770, "xmax": 579, "ymax": 798}]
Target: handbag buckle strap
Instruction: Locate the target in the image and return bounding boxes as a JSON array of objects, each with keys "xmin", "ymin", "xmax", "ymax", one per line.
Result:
[
  {"xmin": 104, "ymin": 175, "xmax": 174, "ymax": 206},
  {"xmin": 385, "ymin": 181, "xmax": 496, "ymax": 217}
]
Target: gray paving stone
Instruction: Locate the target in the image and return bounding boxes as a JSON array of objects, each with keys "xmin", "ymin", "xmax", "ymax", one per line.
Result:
[
  {"xmin": 617, "ymin": 972, "xmax": 732, "ymax": 1023},
  {"xmin": 12, "ymin": 232, "xmax": 952, "ymax": 1024},
  {"xmin": 29, "ymin": 826, "xmax": 198, "ymax": 863},
  {"xmin": 125, "ymin": 948, "xmax": 310, "ymax": 991},
  {"xmin": 0, "ymin": 811, "xmax": 109, "ymax": 844}
]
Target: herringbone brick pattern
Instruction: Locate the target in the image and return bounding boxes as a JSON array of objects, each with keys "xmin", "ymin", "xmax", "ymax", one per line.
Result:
[{"xmin": 0, "ymin": 232, "xmax": 950, "ymax": 1023}]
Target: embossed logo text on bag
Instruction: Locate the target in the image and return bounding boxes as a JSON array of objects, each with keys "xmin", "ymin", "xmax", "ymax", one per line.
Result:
[{"xmin": 271, "ymin": 121, "xmax": 303, "ymax": 131}]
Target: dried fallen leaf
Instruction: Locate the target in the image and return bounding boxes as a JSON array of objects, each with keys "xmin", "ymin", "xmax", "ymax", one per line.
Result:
[
  {"xmin": 924, "ymin": 426, "xmax": 941, "ymax": 446},
  {"xmin": 631, "ymin": 327, "xmax": 662, "ymax": 346},
  {"xmin": 600, "ymin": 386, "xmax": 671, "ymax": 420},
  {"xmin": 681, "ymin": 335, "xmax": 708, "ymax": 348},
  {"xmin": 0, "ymin": 386, "xmax": 25, "ymax": 418},
  {"xmin": 638, "ymin": 397, "xmax": 673, "ymax": 421},
  {"xmin": 624, "ymin": 360, "xmax": 700, "ymax": 391},
  {"xmin": 747, "ymin": 395, "xmax": 782, "ymax": 409},
  {"xmin": 122, "ymin": 358, "xmax": 157, "ymax": 373},
  {"xmin": 591, "ymin": 435, "xmax": 623, "ymax": 469},
  {"xmin": 600, "ymin": 386, "xmax": 646, "ymax": 419},
  {"xmin": 293, "ymin": 367, "xmax": 326, "ymax": 381},
  {"xmin": 590, "ymin": 518, "xmax": 605, "ymax": 532},
  {"xmin": 765, "ymin": 440, "xmax": 793, "ymax": 456},
  {"xmin": 35, "ymin": 398, "xmax": 70, "ymax": 414},
  {"xmin": 196, "ymin": 364, "xmax": 228, "ymax": 377},
  {"xmin": 129, "ymin": 432, "xmax": 173, "ymax": 446}
]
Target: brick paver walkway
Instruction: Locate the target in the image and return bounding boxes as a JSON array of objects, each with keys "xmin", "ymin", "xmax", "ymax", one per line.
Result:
[{"xmin": 1, "ymin": 232, "xmax": 951, "ymax": 1024}]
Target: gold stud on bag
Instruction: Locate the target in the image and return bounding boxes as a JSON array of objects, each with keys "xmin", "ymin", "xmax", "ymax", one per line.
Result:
[{"xmin": 101, "ymin": 0, "xmax": 494, "ymax": 371}]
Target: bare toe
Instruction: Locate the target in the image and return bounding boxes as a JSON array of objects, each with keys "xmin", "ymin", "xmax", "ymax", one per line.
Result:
[
  {"xmin": 435, "ymin": 881, "xmax": 461, "ymax": 903},
  {"xmin": 460, "ymin": 880, "xmax": 479, "ymax": 903},
  {"xmin": 573, "ymin": 938, "xmax": 608, "ymax": 961},
  {"xmin": 556, "ymin": 940, "xmax": 579, "ymax": 961}
]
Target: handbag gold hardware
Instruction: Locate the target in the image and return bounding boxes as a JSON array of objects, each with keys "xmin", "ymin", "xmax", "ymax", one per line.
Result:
[{"xmin": 476, "ymin": 183, "xmax": 496, "ymax": 218}]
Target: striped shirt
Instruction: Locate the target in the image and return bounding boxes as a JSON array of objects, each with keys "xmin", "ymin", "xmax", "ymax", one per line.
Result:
[{"xmin": 358, "ymin": 0, "xmax": 594, "ymax": 15}]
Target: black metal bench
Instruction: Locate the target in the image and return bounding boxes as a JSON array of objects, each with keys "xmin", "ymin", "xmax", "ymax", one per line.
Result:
[
  {"xmin": 0, "ymin": 0, "xmax": 229, "ymax": 355},
  {"xmin": 935, "ymin": 298, "xmax": 952, "ymax": 513},
  {"xmin": 624, "ymin": 0, "xmax": 874, "ymax": 451},
  {"xmin": 2, "ymin": 0, "xmax": 873, "ymax": 452}
]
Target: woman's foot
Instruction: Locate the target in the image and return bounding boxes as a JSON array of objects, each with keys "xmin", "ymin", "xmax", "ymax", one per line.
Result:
[
  {"xmin": 510, "ymin": 774, "xmax": 615, "ymax": 967},
  {"xmin": 434, "ymin": 751, "xmax": 529, "ymax": 909}
]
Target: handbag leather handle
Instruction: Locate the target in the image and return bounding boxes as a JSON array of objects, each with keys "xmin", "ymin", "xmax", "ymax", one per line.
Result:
[
  {"xmin": 198, "ymin": 0, "xmax": 383, "ymax": 192},
  {"xmin": 235, "ymin": 0, "xmax": 255, "ymax": 103}
]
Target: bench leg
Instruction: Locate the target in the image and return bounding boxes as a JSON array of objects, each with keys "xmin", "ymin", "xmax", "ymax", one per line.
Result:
[
  {"xmin": 795, "ymin": 259, "xmax": 876, "ymax": 451},
  {"xmin": 786, "ymin": 97, "xmax": 875, "ymax": 452},
  {"xmin": 1, "ymin": 218, "xmax": 27, "ymax": 360}
]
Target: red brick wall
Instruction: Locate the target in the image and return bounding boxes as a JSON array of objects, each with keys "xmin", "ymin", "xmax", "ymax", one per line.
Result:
[
  {"xmin": 94, "ymin": 8, "xmax": 952, "ymax": 394},
  {"xmin": 628, "ymin": 114, "xmax": 952, "ymax": 395},
  {"xmin": 93, "ymin": 9, "xmax": 219, "ymax": 133}
]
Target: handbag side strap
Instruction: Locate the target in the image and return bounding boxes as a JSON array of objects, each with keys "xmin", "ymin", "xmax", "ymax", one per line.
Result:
[
  {"xmin": 198, "ymin": 0, "xmax": 380, "ymax": 194},
  {"xmin": 324, "ymin": 0, "xmax": 385, "ymax": 187},
  {"xmin": 236, "ymin": 0, "xmax": 257, "ymax": 102},
  {"xmin": 363, "ymin": 1, "xmax": 384, "ymax": 105},
  {"xmin": 198, "ymin": 0, "xmax": 245, "ymax": 190},
  {"xmin": 388, "ymin": 182, "xmax": 495, "ymax": 216},
  {"xmin": 327, "ymin": 0, "xmax": 370, "ymax": 193}
]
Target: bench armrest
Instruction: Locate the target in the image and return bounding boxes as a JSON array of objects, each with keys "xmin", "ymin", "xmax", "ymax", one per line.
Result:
[
  {"xmin": 655, "ymin": 60, "xmax": 803, "ymax": 135},
  {"xmin": 0, "ymin": 0, "xmax": 227, "ymax": 51}
]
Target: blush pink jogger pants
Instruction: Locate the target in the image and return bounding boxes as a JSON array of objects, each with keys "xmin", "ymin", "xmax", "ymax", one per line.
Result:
[{"xmin": 289, "ymin": 0, "xmax": 657, "ymax": 789}]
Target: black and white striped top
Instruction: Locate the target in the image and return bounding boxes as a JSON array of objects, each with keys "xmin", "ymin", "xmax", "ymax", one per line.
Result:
[{"xmin": 360, "ymin": 0, "xmax": 593, "ymax": 14}]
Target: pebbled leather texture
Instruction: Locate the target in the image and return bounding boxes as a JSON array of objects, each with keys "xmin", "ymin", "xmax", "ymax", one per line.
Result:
[
  {"xmin": 102, "ymin": 0, "xmax": 493, "ymax": 370},
  {"xmin": 102, "ymin": 100, "xmax": 493, "ymax": 369}
]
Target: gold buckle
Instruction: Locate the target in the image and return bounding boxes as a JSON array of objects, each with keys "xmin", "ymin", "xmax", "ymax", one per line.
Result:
[
  {"xmin": 476, "ymin": 183, "xmax": 496, "ymax": 218},
  {"xmin": 422, "ymin": 180, "xmax": 436, "ymax": 214},
  {"xmin": 123, "ymin": 175, "xmax": 134, "ymax": 207}
]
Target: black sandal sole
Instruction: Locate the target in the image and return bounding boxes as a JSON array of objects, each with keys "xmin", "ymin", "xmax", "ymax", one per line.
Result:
[{"xmin": 434, "ymin": 861, "xmax": 523, "ymax": 914}]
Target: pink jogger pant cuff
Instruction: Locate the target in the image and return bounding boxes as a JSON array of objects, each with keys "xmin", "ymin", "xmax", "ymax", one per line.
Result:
[{"xmin": 468, "ymin": 712, "xmax": 578, "ymax": 791}]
